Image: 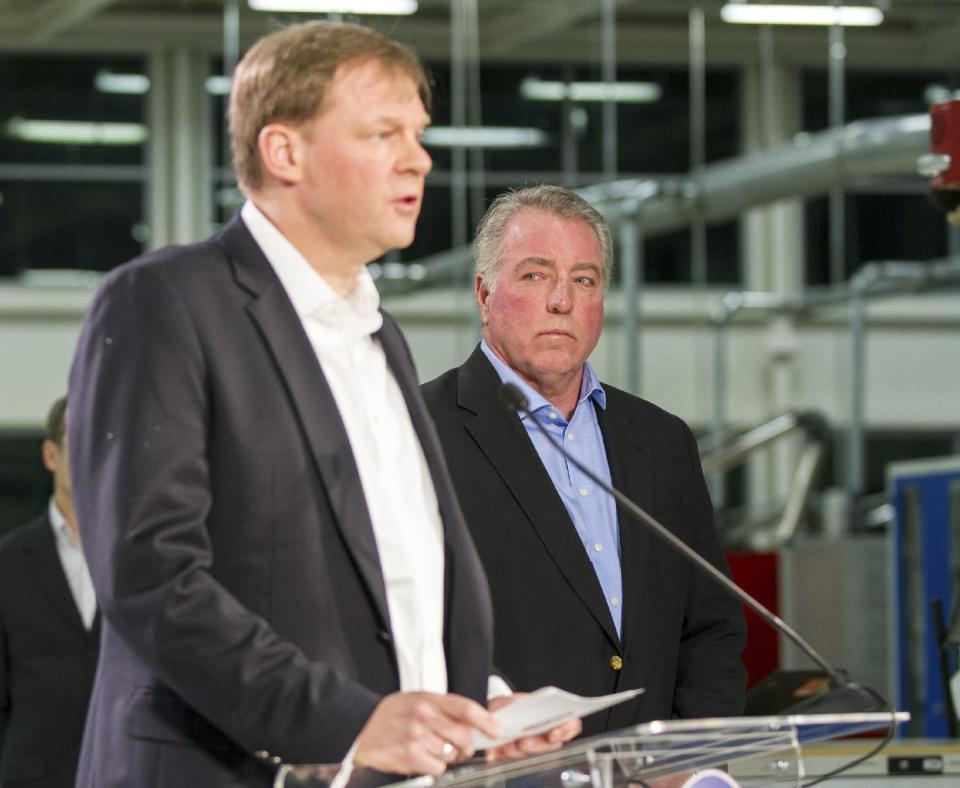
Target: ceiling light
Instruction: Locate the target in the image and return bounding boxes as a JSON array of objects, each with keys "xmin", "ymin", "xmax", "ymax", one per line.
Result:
[
  {"xmin": 720, "ymin": 3, "xmax": 884, "ymax": 26},
  {"xmin": 205, "ymin": 75, "xmax": 233, "ymax": 96},
  {"xmin": 249, "ymin": 0, "xmax": 417, "ymax": 13},
  {"xmin": 520, "ymin": 78, "xmax": 661, "ymax": 103},
  {"xmin": 95, "ymin": 70, "xmax": 151, "ymax": 95},
  {"xmin": 421, "ymin": 126, "xmax": 549, "ymax": 148},
  {"xmin": 6, "ymin": 117, "xmax": 147, "ymax": 146}
]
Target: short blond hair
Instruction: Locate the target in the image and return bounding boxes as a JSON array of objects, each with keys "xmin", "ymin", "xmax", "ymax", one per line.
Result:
[
  {"xmin": 46, "ymin": 396, "xmax": 67, "ymax": 447},
  {"xmin": 229, "ymin": 21, "xmax": 430, "ymax": 193}
]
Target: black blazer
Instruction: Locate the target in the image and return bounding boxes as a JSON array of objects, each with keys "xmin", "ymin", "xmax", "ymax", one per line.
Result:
[
  {"xmin": 0, "ymin": 514, "xmax": 99, "ymax": 788},
  {"xmin": 422, "ymin": 346, "xmax": 745, "ymax": 736},
  {"xmin": 67, "ymin": 216, "xmax": 493, "ymax": 788}
]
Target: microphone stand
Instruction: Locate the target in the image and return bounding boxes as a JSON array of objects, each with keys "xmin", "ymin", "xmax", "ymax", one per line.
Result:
[{"xmin": 498, "ymin": 382, "xmax": 887, "ymax": 717}]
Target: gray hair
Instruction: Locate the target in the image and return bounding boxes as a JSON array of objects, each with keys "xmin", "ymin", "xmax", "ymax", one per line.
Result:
[{"xmin": 474, "ymin": 185, "xmax": 613, "ymax": 292}]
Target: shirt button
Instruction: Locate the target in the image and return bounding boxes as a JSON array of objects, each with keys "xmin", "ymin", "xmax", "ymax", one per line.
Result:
[
  {"xmin": 566, "ymin": 433, "xmax": 575, "ymax": 441},
  {"xmin": 593, "ymin": 543, "xmax": 603, "ymax": 552},
  {"xmin": 610, "ymin": 597, "xmax": 619, "ymax": 606},
  {"xmin": 610, "ymin": 655, "xmax": 623, "ymax": 671},
  {"xmin": 579, "ymin": 488, "xmax": 588, "ymax": 497},
  {"xmin": 548, "ymin": 412, "xmax": 558, "ymax": 420}
]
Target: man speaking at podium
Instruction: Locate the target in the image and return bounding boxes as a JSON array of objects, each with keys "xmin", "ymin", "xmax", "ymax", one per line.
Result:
[
  {"xmin": 67, "ymin": 22, "xmax": 575, "ymax": 788},
  {"xmin": 423, "ymin": 186, "xmax": 747, "ymax": 736}
]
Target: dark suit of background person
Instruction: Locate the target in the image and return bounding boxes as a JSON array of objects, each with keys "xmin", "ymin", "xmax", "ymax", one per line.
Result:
[
  {"xmin": 66, "ymin": 23, "xmax": 497, "ymax": 788},
  {"xmin": 0, "ymin": 516, "xmax": 99, "ymax": 788},
  {"xmin": 0, "ymin": 398, "xmax": 98, "ymax": 788},
  {"xmin": 421, "ymin": 187, "xmax": 746, "ymax": 738}
]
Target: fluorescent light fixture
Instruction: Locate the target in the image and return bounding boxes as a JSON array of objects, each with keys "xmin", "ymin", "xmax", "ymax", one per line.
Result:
[
  {"xmin": 6, "ymin": 117, "xmax": 147, "ymax": 146},
  {"xmin": 249, "ymin": 0, "xmax": 417, "ymax": 13},
  {"xmin": 95, "ymin": 70, "xmax": 151, "ymax": 95},
  {"xmin": 421, "ymin": 126, "xmax": 549, "ymax": 148},
  {"xmin": 520, "ymin": 77, "xmax": 661, "ymax": 103},
  {"xmin": 720, "ymin": 3, "xmax": 883, "ymax": 26},
  {"xmin": 206, "ymin": 75, "xmax": 233, "ymax": 96}
]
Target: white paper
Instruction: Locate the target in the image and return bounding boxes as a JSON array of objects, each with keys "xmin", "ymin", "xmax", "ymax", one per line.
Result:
[{"xmin": 475, "ymin": 685, "xmax": 645, "ymax": 749}]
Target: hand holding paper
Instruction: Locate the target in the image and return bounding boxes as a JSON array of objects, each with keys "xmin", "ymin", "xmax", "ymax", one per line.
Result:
[{"xmin": 478, "ymin": 686, "xmax": 645, "ymax": 751}]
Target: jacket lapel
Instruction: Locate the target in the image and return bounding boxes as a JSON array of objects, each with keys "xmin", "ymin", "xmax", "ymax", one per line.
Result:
[
  {"xmin": 596, "ymin": 397, "xmax": 656, "ymax": 656},
  {"xmin": 24, "ymin": 517, "xmax": 87, "ymax": 634},
  {"xmin": 458, "ymin": 347, "xmax": 620, "ymax": 647},
  {"xmin": 216, "ymin": 216, "xmax": 391, "ymax": 631},
  {"xmin": 378, "ymin": 315, "xmax": 461, "ymax": 541}
]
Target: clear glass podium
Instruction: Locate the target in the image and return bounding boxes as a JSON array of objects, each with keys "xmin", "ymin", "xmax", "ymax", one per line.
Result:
[{"xmin": 277, "ymin": 712, "xmax": 908, "ymax": 788}]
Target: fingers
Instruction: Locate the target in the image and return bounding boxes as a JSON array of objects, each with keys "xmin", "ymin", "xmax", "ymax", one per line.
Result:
[
  {"xmin": 548, "ymin": 717, "xmax": 582, "ymax": 744},
  {"xmin": 354, "ymin": 692, "xmax": 501, "ymax": 775},
  {"xmin": 485, "ymin": 716, "xmax": 581, "ymax": 762},
  {"xmin": 434, "ymin": 693, "xmax": 502, "ymax": 742}
]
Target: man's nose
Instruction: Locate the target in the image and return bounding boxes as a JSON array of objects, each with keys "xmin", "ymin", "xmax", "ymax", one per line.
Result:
[
  {"xmin": 547, "ymin": 281, "xmax": 572, "ymax": 313},
  {"xmin": 402, "ymin": 136, "xmax": 432, "ymax": 176}
]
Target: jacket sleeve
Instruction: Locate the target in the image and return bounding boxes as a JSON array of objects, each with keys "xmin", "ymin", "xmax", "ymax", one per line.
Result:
[
  {"xmin": 672, "ymin": 420, "xmax": 748, "ymax": 718},
  {"xmin": 0, "ymin": 598, "xmax": 8, "ymax": 748}
]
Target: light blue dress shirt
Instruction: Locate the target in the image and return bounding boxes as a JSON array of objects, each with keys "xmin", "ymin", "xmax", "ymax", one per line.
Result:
[{"xmin": 480, "ymin": 341, "xmax": 623, "ymax": 637}]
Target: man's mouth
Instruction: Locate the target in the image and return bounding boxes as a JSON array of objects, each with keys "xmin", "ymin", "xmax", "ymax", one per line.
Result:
[{"xmin": 392, "ymin": 194, "xmax": 420, "ymax": 212}]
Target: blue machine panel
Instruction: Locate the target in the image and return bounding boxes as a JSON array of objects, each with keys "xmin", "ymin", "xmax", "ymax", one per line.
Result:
[{"xmin": 889, "ymin": 456, "xmax": 960, "ymax": 738}]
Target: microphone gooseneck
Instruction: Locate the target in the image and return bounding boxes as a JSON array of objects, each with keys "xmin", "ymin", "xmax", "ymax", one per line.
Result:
[{"xmin": 498, "ymin": 381, "xmax": 886, "ymax": 715}]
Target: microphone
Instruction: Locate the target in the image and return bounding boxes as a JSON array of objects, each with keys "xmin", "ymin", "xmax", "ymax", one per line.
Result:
[{"xmin": 498, "ymin": 381, "xmax": 887, "ymax": 716}]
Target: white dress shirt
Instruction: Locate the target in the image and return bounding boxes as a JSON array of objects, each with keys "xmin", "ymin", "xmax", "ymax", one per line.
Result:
[
  {"xmin": 241, "ymin": 201, "xmax": 447, "ymax": 694},
  {"xmin": 49, "ymin": 497, "xmax": 97, "ymax": 630}
]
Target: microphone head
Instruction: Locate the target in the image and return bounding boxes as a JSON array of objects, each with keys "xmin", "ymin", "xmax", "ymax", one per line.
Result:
[{"xmin": 499, "ymin": 383, "xmax": 529, "ymax": 414}]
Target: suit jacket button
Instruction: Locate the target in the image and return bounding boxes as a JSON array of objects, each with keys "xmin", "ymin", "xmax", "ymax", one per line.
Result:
[
  {"xmin": 377, "ymin": 629, "xmax": 392, "ymax": 644},
  {"xmin": 609, "ymin": 655, "xmax": 623, "ymax": 671}
]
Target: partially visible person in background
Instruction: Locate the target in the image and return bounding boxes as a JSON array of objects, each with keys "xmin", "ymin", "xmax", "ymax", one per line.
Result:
[{"xmin": 0, "ymin": 397, "xmax": 99, "ymax": 788}]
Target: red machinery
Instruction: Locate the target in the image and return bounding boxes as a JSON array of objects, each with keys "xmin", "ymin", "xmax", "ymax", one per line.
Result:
[{"xmin": 921, "ymin": 98, "xmax": 960, "ymax": 224}]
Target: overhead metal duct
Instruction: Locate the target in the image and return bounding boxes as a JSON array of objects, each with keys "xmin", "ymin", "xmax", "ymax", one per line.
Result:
[
  {"xmin": 582, "ymin": 113, "xmax": 931, "ymax": 231},
  {"xmin": 392, "ymin": 113, "xmax": 931, "ymax": 291}
]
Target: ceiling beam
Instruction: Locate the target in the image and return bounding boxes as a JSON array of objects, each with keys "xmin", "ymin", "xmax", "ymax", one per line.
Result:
[
  {"xmin": 479, "ymin": 0, "xmax": 636, "ymax": 56},
  {"xmin": 25, "ymin": 0, "xmax": 119, "ymax": 44}
]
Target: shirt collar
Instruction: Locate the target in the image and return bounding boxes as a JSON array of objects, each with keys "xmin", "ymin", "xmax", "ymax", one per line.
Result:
[
  {"xmin": 241, "ymin": 200, "xmax": 383, "ymax": 337},
  {"xmin": 48, "ymin": 497, "xmax": 78, "ymax": 549},
  {"xmin": 479, "ymin": 340, "xmax": 606, "ymax": 420}
]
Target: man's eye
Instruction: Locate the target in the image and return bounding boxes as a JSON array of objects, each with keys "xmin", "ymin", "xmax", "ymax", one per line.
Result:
[{"xmin": 575, "ymin": 276, "xmax": 596, "ymax": 286}]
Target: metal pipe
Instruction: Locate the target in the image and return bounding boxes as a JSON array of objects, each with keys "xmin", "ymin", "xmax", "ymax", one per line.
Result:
[
  {"xmin": 689, "ymin": 6, "xmax": 707, "ymax": 286},
  {"xmin": 587, "ymin": 114, "xmax": 930, "ymax": 231},
  {"xmin": 620, "ymin": 215, "xmax": 641, "ymax": 394},
  {"xmin": 449, "ymin": 0, "xmax": 468, "ymax": 249},
  {"xmin": 464, "ymin": 0, "xmax": 485, "ymax": 233},
  {"xmin": 847, "ymin": 290, "xmax": 867, "ymax": 513},
  {"xmin": 560, "ymin": 63, "xmax": 578, "ymax": 187},
  {"xmin": 411, "ymin": 114, "xmax": 930, "ymax": 288},
  {"xmin": 771, "ymin": 440, "xmax": 825, "ymax": 546},
  {"xmin": 701, "ymin": 412, "xmax": 809, "ymax": 477},
  {"xmin": 601, "ymin": 0, "xmax": 617, "ymax": 181},
  {"xmin": 828, "ymin": 9, "xmax": 848, "ymax": 284}
]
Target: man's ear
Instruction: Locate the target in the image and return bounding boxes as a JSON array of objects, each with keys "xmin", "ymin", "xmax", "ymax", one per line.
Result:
[
  {"xmin": 256, "ymin": 122, "xmax": 304, "ymax": 186},
  {"xmin": 41, "ymin": 439, "xmax": 59, "ymax": 474},
  {"xmin": 475, "ymin": 275, "xmax": 490, "ymax": 326}
]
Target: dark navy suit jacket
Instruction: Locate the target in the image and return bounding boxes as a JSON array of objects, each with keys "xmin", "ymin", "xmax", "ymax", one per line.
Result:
[
  {"xmin": 422, "ymin": 346, "xmax": 745, "ymax": 737},
  {"xmin": 68, "ymin": 216, "xmax": 493, "ymax": 787}
]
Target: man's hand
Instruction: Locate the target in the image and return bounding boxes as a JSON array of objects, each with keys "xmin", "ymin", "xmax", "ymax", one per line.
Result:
[
  {"xmin": 483, "ymin": 694, "xmax": 581, "ymax": 762},
  {"xmin": 354, "ymin": 692, "xmax": 502, "ymax": 776}
]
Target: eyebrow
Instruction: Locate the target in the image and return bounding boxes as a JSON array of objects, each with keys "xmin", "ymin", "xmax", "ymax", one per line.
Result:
[{"xmin": 516, "ymin": 258, "xmax": 602, "ymax": 274}]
